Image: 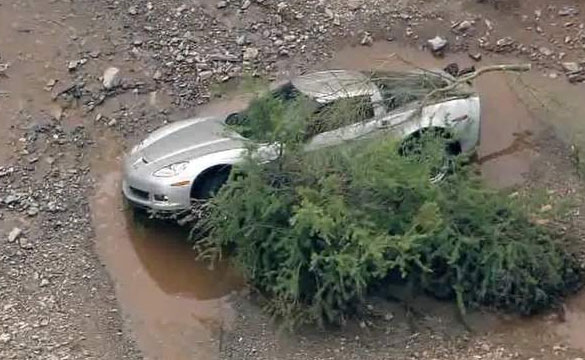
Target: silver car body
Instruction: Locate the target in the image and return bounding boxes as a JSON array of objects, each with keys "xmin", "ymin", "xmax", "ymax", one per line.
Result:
[{"xmin": 123, "ymin": 70, "xmax": 480, "ymax": 211}]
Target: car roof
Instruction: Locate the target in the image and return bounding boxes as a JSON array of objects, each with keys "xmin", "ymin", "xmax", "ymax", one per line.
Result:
[{"xmin": 292, "ymin": 70, "xmax": 377, "ymax": 104}]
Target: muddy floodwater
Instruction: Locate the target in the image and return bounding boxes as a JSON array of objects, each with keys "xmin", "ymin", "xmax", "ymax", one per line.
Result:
[{"xmin": 89, "ymin": 42, "xmax": 585, "ymax": 359}]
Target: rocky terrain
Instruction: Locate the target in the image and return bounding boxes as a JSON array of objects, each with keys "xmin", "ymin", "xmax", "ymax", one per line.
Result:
[{"xmin": 2, "ymin": 0, "xmax": 585, "ymax": 359}]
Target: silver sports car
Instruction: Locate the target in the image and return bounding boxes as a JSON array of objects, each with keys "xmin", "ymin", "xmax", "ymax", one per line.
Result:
[{"xmin": 123, "ymin": 69, "xmax": 480, "ymax": 211}]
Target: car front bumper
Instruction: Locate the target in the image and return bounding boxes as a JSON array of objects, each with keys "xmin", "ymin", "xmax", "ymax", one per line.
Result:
[{"xmin": 121, "ymin": 174, "xmax": 192, "ymax": 212}]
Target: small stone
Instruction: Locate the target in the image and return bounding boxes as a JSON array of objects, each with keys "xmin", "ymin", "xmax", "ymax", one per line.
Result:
[
  {"xmin": 67, "ymin": 60, "xmax": 80, "ymax": 71},
  {"xmin": 384, "ymin": 313, "xmax": 394, "ymax": 321},
  {"xmin": 324, "ymin": 7, "xmax": 334, "ymax": 19},
  {"xmin": 539, "ymin": 47, "xmax": 553, "ymax": 56},
  {"xmin": 427, "ymin": 35, "xmax": 448, "ymax": 53},
  {"xmin": 558, "ymin": 6, "xmax": 578, "ymax": 17},
  {"xmin": 243, "ymin": 47, "xmax": 259, "ymax": 61},
  {"xmin": 107, "ymin": 119, "xmax": 118, "ymax": 127},
  {"xmin": 348, "ymin": 0, "xmax": 361, "ymax": 11},
  {"xmin": 19, "ymin": 237, "xmax": 33, "ymax": 249},
  {"xmin": 102, "ymin": 67, "xmax": 121, "ymax": 89},
  {"xmin": 241, "ymin": 0, "xmax": 251, "ymax": 10},
  {"xmin": 276, "ymin": 2, "xmax": 287, "ymax": 13},
  {"xmin": 198, "ymin": 70, "xmax": 213, "ymax": 81},
  {"xmin": 45, "ymin": 79, "xmax": 57, "ymax": 89},
  {"xmin": 455, "ymin": 20, "xmax": 473, "ymax": 32},
  {"xmin": 4, "ymin": 195, "xmax": 19, "ymax": 205},
  {"xmin": 0, "ymin": 333, "xmax": 11, "ymax": 344},
  {"xmin": 27, "ymin": 207, "xmax": 39, "ymax": 217},
  {"xmin": 40, "ymin": 279, "xmax": 50, "ymax": 287},
  {"xmin": 128, "ymin": 6, "xmax": 138, "ymax": 15},
  {"xmin": 360, "ymin": 32, "xmax": 373, "ymax": 46},
  {"xmin": 8, "ymin": 227, "xmax": 22, "ymax": 243},
  {"xmin": 561, "ymin": 62, "xmax": 583, "ymax": 73},
  {"xmin": 236, "ymin": 34, "xmax": 246, "ymax": 45},
  {"xmin": 217, "ymin": 1, "xmax": 227, "ymax": 9},
  {"xmin": 469, "ymin": 52, "xmax": 482, "ymax": 61}
]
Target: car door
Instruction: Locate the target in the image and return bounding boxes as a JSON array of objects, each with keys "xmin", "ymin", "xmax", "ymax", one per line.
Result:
[{"xmin": 304, "ymin": 95, "xmax": 386, "ymax": 151}]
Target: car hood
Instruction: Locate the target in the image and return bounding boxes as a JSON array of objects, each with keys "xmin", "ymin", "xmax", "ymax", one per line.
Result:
[{"xmin": 135, "ymin": 116, "xmax": 244, "ymax": 165}]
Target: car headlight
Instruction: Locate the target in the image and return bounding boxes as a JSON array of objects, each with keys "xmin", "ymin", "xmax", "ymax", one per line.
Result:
[{"xmin": 153, "ymin": 161, "xmax": 189, "ymax": 177}]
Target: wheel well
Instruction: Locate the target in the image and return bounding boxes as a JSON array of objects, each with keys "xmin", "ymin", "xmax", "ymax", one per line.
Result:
[
  {"xmin": 400, "ymin": 127, "xmax": 462, "ymax": 155},
  {"xmin": 190, "ymin": 164, "xmax": 232, "ymax": 199}
]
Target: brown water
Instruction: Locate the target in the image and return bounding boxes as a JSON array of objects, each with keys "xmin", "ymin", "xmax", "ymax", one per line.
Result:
[{"xmin": 90, "ymin": 135, "xmax": 243, "ymax": 360}]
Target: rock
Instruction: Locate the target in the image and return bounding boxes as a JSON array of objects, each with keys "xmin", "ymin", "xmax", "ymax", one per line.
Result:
[
  {"xmin": 427, "ymin": 36, "xmax": 448, "ymax": 53},
  {"xmin": 198, "ymin": 70, "xmax": 213, "ymax": 81},
  {"xmin": 384, "ymin": 313, "xmax": 394, "ymax": 321},
  {"xmin": 455, "ymin": 20, "xmax": 473, "ymax": 32},
  {"xmin": 444, "ymin": 63, "xmax": 459, "ymax": 77},
  {"xmin": 243, "ymin": 47, "xmax": 259, "ymax": 61},
  {"xmin": 561, "ymin": 62, "xmax": 583, "ymax": 73},
  {"xmin": 40, "ymin": 279, "xmax": 50, "ymax": 287},
  {"xmin": 236, "ymin": 34, "xmax": 247, "ymax": 45},
  {"xmin": 102, "ymin": 67, "xmax": 121, "ymax": 89},
  {"xmin": 324, "ymin": 7, "xmax": 334, "ymax": 19},
  {"xmin": 276, "ymin": 2, "xmax": 287, "ymax": 13},
  {"xmin": 27, "ymin": 207, "xmax": 39, "ymax": 217},
  {"xmin": 0, "ymin": 333, "xmax": 11, "ymax": 344},
  {"xmin": 67, "ymin": 59, "xmax": 85, "ymax": 71},
  {"xmin": 558, "ymin": 6, "xmax": 578, "ymax": 17},
  {"xmin": 107, "ymin": 119, "xmax": 118, "ymax": 127},
  {"xmin": 348, "ymin": 0, "xmax": 361, "ymax": 11},
  {"xmin": 128, "ymin": 6, "xmax": 138, "ymax": 15},
  {"xmin": 241, "ymin": 0, "xmax": 251, "ymax": 10},
  {"xmin": 360, "ymin": 32, "xmax": 373, "ymax": 46},
  {"xmin": 539, "ymin": 47, "xmax": 553, "ymax": 57},
  {"xmin": 217, "ymin": 1, "xmax": 228, "ymax": 9},
  {"xmin": 568, "ymin": 72, "xmax": 585, "ymax": 83},
  {"xmin": 4, "ymin": 194, "xmax": 19, "ymax": 205},
  {"xmin": 19, "ymin": 237, "xmax": 34, "ymax": 249},
  {"xmin": 469, "ymin": 52, "xmax": 482, "ymax": 61},
  {"xmin": 8, "ymin": 227, "xmax": 22, "ymax": 243}
]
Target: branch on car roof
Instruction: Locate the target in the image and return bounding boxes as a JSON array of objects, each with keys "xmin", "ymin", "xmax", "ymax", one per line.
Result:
[{"xmin": 425, "ymin": 63, "xmax": 532, "ymax": 103}]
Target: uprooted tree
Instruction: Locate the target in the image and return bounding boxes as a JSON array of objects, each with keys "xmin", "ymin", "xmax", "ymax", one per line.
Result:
[{"xmin": 190, "ymin": 66, "xmax": 582, "ymax": 329}]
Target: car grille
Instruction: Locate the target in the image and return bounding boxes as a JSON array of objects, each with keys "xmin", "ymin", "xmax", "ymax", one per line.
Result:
[{"xmin": 129, "ymin": 186, "xmax": 149, "ymax": 200}]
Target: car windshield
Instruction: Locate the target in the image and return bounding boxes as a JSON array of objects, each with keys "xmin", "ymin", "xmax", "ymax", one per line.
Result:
[
  {"xmin": 226, "ymin": 83, "xmax": 375, "ymax": 142},
  {"xmin": 366, "ymin": 71, "xmax": 456, "ymax": 111}
]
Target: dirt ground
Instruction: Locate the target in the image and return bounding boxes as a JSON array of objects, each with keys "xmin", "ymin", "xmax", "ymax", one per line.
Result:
[{"xmin": 2, "ymin": 0, "xmax": 585, "ymax": 359}]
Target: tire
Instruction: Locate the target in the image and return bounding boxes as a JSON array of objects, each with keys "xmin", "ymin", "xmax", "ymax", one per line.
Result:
[
  {"xmin": 191, "ymin": 166, "xmax": 231, "ymax": 199},
  {"xmin": 400, "ymin": 129, "xmax": 461, "ymax": 183}
]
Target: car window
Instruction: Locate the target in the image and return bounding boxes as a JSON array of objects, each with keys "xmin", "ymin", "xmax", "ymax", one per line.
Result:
[
  {"xmin": 367, "ymin": 71, "xmax": 451, "ymax": 111},
  {"xmin": 305, "ymin": 95, "xmax": 375, "ymax": 138}
]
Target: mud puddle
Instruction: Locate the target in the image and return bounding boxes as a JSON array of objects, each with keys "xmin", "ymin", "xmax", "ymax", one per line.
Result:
[{"xmin": 90, "ymin": 134, "xmax": 243, "ymax": 360}]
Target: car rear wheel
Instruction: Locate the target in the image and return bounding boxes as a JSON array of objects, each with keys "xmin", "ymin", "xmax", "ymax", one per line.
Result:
[{"xmin": 400, "ymin": 128, "xmax": 461, "ymax": 183}]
